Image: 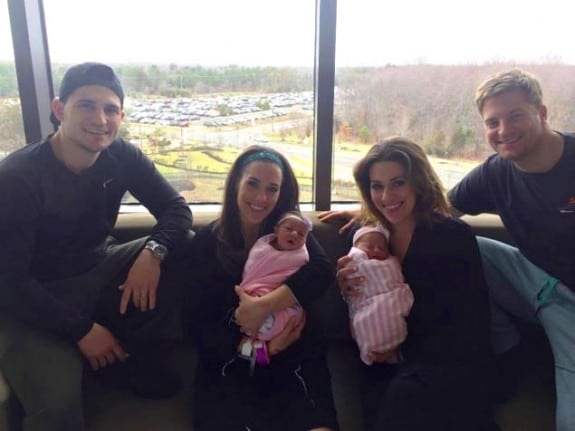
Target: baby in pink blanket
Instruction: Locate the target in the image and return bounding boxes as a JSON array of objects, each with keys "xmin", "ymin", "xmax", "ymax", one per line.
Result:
[
  {"xmin": 240, "ymin": 211, "xmax": 312, "ymax": 341},
  {"xmin": 347, "ymin": 225, "xmax": 414, "ymax": 365}
]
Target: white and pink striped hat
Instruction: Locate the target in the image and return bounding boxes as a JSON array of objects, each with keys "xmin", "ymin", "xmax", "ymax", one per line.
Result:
[{"xmin": 352, "ymin": 224, "xmax": 390, "ymax": 245}]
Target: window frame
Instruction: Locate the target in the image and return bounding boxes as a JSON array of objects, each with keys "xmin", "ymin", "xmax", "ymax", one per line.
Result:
[{"xmin": 7, "ymin": 0, "xmax": 55, "ymax": 143}]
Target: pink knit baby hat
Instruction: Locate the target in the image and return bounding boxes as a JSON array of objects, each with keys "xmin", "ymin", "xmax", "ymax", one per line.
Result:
[{"xmin": 352, "ymin": 224, "xmax": 390, "ymax": 245}]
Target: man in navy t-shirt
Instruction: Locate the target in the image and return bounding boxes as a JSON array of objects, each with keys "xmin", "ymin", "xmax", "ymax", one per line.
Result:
[{"xmin": 449, "ymin": 69, "xmax": 575, "ymax": 431}]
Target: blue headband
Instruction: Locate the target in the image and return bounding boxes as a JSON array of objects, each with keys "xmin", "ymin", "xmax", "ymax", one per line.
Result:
[{"xmin": 239, "ymin": 150, "xmax": 284, "ymax": 172}]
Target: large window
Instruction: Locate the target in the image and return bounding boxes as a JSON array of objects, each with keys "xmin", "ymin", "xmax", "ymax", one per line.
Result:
[
  {"xmin": 333, "ymin": 0, "xmax": 575, "ymax": 201},
  {"xmin": 43, "ymin": 0, "xmax": 316, "ymax": 204},
  {"xmin": 0, "ymin": 4, "xmax": 25, "ymax": 160},
  {"xmin": 6, "ymin": 0, "xmax": 575, "ymax": 208}
]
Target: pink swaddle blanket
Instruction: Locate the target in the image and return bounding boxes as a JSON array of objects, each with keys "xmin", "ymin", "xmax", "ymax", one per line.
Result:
[
  {"xmin": 240, "ymin": 233, "xmax": 308, "ymax": 341},
  {"xmin": 346, "ymin": 247, "xmax": 414, "ymax": 365}
]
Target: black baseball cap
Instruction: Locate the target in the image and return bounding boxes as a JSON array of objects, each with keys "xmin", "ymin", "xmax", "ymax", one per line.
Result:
[{"xmin": 58, "ymin": 62, "xmax": 124, "ymax": 106}]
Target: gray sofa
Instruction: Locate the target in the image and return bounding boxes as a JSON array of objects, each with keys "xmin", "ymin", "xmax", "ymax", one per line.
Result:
[{"xmin": 0, "ymin": 213, "xmax": 555, "ymax": 431}]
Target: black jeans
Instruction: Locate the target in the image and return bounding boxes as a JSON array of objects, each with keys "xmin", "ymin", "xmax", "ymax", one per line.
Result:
[{"xmin": 0, "ymin": 235, "xmax": 190, "ymax": 431}]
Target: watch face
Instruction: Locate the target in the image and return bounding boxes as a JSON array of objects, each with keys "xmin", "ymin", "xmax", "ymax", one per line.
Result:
[
  {"xmin": 155, "ymin": 245, "xmax": 168, "ymax": 259},
  {"xmin": 146, "ymin": 241, "xmax": 167, "ymax": 260}
]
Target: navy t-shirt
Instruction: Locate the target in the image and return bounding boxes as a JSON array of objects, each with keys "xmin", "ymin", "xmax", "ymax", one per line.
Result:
[{"xmin": 449, "ymin": 133, "xmax": 575, "ymax": 289}]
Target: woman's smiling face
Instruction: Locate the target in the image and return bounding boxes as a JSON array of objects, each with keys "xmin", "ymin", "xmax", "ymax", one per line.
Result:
[
  {"xmin": 368, "ymin": 160, "xmax": 417, "ymax": 229},
  {"xmin": 236, "ymin": 161, "xmax": 283, "ymax": 232}
]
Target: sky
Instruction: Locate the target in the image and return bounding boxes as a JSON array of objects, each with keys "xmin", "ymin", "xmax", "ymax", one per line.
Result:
[{"xmin": 2, "ymin": 0, "xmax": 574, "ymax": 67}]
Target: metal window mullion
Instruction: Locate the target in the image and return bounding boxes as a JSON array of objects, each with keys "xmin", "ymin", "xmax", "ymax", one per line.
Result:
[
  {"xmin": 313, "ymin": 0, "xmax": 337, "ymax": 210},
  {"xmin": 8, "ymin": 0, "xmax": 54, "ymax": 144}
]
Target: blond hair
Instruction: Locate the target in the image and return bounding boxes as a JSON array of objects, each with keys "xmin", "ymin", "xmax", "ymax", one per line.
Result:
[{"xmin": 475, "ymin": 69, "xmax": 543, "ymax": 114}]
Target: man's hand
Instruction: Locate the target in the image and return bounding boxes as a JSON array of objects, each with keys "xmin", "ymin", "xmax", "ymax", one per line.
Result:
[
  {"xmin": 77, "ymin": 323, "xmax": 128, "ymax": 371},
  {"xmin": 336, "ymin": 255, "xmax": 363, "ymax": 298},
  {"xmin": 317, "ymin": 210, "xmax": 361, "ymax": 235},
  {"xmin": 268, "ymin": 313, "xmax": 306, "ymax": 356},
  {"xmin": 234, "ymin": 286, "xmax": 270, "ymax": 335},
  {"xmin": 119, "ymin": 249, "xmax": 161, "ymax": 314}
]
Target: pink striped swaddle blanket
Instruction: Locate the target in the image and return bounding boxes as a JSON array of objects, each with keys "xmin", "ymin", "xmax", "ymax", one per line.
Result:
[{"xmin": 346, "ymin": 247, "xmax": 414, "ymax": 365}]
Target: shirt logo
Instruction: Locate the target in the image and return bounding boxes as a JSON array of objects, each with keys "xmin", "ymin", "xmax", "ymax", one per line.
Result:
[
  {"xmin": 559, "ymin": 196, "xmax": 575, "ymax": 214},
  {"xmin": 103, "ymin": 178, "xmax": 114, "ymax": 188}
]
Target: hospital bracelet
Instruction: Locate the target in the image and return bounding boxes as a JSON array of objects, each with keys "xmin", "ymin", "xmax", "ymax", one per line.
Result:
[
  {"xmin": 239, "ymin": 339, "xmax": 253, "ymax": 359},
  {"xmin": 239, "ymin": 339, "xmax": 270, "ymax": 367}
]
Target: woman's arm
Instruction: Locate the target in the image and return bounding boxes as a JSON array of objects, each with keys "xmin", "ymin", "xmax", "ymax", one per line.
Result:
[
  {"xmin": 238, "ymin": 232, "xmax": 335, "ymax": 313},
  {"xmin": 451, "ymin": 222, "xmax": 491, "ymax": 359},
  {"xmin": 402, "ymin": 218, "xmax": 491, "ymax": 364},
  {"xmin": 187, "ymin": 227, "xmax": 244, "ymax": 373},
  {"xmin": 233, "ymin": 284, "xmax": 298, "ymax": 335}
]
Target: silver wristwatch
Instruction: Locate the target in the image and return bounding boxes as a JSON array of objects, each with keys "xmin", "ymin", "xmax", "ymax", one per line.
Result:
[{"xmin": 144, "ymin": 240, "xmax": 168, "ymax": 262}]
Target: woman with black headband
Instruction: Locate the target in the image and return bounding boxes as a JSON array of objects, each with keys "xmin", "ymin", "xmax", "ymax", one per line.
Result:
[{"xmin": 185, "ymin": 145, "xmax": 339, "ymax": 431}]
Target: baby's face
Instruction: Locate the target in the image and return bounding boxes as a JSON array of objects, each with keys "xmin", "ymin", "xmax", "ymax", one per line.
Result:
[
  {"xmin": 275, "ymin": 218, "xmax": 308, "ymax": 250},
  {"xmin": 355, "ymin": 232, "xmax": 389, "ymax": 260}
]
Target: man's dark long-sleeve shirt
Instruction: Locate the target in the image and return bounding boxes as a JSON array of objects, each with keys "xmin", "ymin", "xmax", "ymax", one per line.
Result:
[{"xmin": 0, "ymin": 138, "xmax": 192, "ymax": 341}]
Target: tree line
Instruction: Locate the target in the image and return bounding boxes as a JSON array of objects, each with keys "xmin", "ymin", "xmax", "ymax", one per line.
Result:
[
  {"xmin": 335, "ymin": 63, "xmax": 575, "ymax": 159},
  {"xmin": 2, "ymin": 62, "xmax": 575, "ymax": 159}
]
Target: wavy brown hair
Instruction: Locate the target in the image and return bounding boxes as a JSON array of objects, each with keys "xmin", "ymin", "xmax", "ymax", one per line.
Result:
[{"xmin": 353, "ymin": 136, "xmax": 449, "ymax": 228}]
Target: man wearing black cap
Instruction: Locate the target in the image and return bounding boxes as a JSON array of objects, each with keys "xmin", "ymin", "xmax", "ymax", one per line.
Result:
[{"xmin": 0, "ymin": 62, "xmax": 193, "ymax": 430}]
